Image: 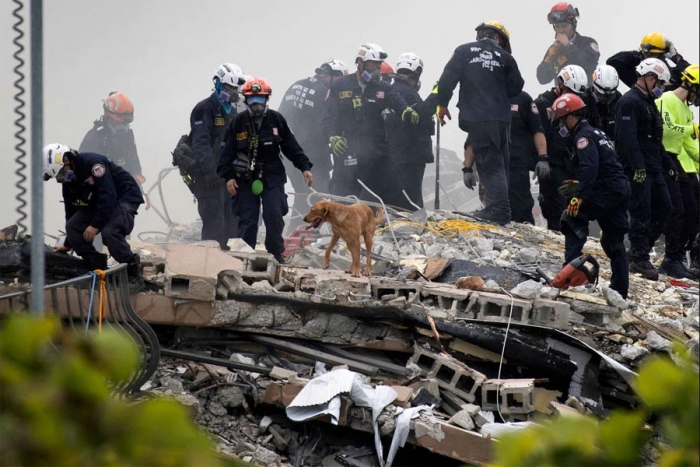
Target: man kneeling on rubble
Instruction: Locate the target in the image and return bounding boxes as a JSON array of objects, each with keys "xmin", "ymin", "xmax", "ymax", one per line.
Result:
[
  {"xmin": 43, "ymin": 143, "xmax": 144, "ymax": 290},
  {"xmin": 550, "ymin": 94, "xmax": 631, "ymax": 298}
]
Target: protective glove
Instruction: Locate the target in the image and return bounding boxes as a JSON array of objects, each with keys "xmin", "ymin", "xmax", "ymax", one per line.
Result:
[
  {"xmin": 402, "ymin": 107, "xmax": 420, "ymax": 125},
  {"xmin": 566, "ymin": 197, "xmax": 582, "ymax": 217},
  {"xmin": 204, "ymin": 171, "xmax": 220, "ymax": 188},
  {"xmin": 534, "ymin": 156, "xmax": 551, "ymax": 180},
  {"xmin": 462, "ymin": 166, "xmax": 478, "ymax": 190},
  {"xmin": 431, "ymin": 82, "xmax": 439, "ymax": 94},
  {"xmin": 665, "ymin": 41, "xmax": 679, "ymax": 61},
  {"xmin": 329, "ymin": 135, "xmax": 348, "ymax": 156},
  {"xmin": 544, "ymin": 43, "xmax": 561, "ymax": 64},
  {"xmin": 558, "ymin": 179, "xmax": 579, "ymax": 198},
  {"xmin": 436, "ymin": 106, "xmax": 451, "ymax": 126},
  {"xmin": 633, "ymin": 168, "xmax": 647, "ymax": 183}
]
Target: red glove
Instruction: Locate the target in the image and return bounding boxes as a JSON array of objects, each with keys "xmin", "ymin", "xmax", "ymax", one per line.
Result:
[
  {"xmin": 436, "ymin": 106, "xmax": 452, "ymax": 126},
  {"xmin": 566, "ymin": 197, "xmax": 582, "ymax": 217}
]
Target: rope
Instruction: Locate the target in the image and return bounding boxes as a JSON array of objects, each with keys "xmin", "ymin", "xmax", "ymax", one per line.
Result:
[
  {"xmin": 93, "ymin": 269, "xmax": 107, "ymax": 334},
  {"xmin": 85, "ymin": 272, "xmax": 98, "ymax": 335},
  {"xmin": 496, "ymin": 287, "xmax": 516, "ymax": 422},
  {"xmin": 375, "ymin": 219, "xmax": 495, "ymax": 238}
]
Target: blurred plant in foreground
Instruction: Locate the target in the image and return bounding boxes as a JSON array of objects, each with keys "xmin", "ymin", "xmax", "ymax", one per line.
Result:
[
  {"xmin": 490, "ymin": 342, "xmax": 699, "ymax": 467},
  {"xmin": 0, "ymin": 314, "xmax": 222, "ymax": 467}
]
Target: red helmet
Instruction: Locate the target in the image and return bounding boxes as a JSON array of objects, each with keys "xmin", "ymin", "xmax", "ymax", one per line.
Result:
[
  {"xmin": 547, "ymin": 2, "xmax": 579, "ymax": 25},
  {"xmin": 550, "ymin": 93, "xmax": 586, "ymax": 122},
  {"xmin": 241, "ymin": 77, "xmax": 272, "ymax": 96},
  {"xmin": 103, "ymin": 92, "xmax": 134, "ymax": 123}
]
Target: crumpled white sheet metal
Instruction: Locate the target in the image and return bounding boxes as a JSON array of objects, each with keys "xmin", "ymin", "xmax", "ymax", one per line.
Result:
[{"xmin": 286, "ymin": 369, "xmax": 398, "ymax": 466}]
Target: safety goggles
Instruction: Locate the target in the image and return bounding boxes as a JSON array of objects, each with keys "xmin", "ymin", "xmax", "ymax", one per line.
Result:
[{"xmin": 247, "ymin": 96, "xmax": 267, "ymax": 105}]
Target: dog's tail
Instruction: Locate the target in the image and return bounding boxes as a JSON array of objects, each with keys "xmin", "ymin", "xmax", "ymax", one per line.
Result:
[{"xmin": 374, "ymin": 207, "xmax": 385, "ymax": 225}]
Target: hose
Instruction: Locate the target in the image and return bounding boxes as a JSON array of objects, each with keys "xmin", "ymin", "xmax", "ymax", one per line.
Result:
[{"xmin": 12, "ymin": 0, "xmax": 28, "ymax": 236}]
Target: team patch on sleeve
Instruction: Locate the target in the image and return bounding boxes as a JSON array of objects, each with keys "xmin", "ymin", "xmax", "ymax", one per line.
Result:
[
  {"xmin": 510, "ymin": 104, "xmax": 519, "ymax": 112},
  {"xmin": 91, "ymin": 163, "xmax": 106, "ymax": 178},
  {"xmin": 576, "ymin": 137, "xmax": 589, "ymax": 149},
  {"xmin": 531, "ymin": 102, "xmax": 539, "ymax": 114},
  {"xmin": 590, "ymin": 42, "xmax": 599, "ymax": 52}
]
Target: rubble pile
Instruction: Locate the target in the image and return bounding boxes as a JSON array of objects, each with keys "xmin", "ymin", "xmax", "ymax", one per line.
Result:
[{"xmin": 2, "ymin": 211, "xmax": 698, "ymax": 465}]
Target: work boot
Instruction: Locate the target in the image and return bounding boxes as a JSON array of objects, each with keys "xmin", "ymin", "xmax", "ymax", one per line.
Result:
[
  {"xmin": 273, "ymin": 253, "xmax": 287, "ymax": 265},
  {"xmin": 470, "ymin": 209, "xmax": 510, "ymax": 226},
  {"xmin": 126, "ymin": 256, "xmax": 145, "ymax": 293},
  {"xmin": 629, "ymin": 260, "xmax": 659, "ymax": 281},
  {"xmin": 83, "ymin": 253, "xmax": 108, "ymax": 271},
  {"xmin": 659, "ymin": 258, "xmax": 697, "ymax": 280}
]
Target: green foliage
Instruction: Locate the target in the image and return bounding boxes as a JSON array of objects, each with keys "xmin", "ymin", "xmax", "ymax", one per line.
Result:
[
  {"xmin": 491, "ymin": 345, "xmax": 699, "ymax": 467},
  {"xmin": 0, "ymin": 314, "xmax": 222, "ymax": 467}
]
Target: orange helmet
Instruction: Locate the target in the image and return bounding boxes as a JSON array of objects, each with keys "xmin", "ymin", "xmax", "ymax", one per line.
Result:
[
  {"xmin": 547, "ymin": 2, "xmax": 579, "ymax": 25},
  {"xmin": 242, "ymin": 77, "xmax": 272, "ymax": 97},
  {"xmin": 103, "ymin": 92, "xmax": 134, "ymax": 123},
  {"xmin": 550, "ymin": 93, "xmax": 586, "ymax": 122}
]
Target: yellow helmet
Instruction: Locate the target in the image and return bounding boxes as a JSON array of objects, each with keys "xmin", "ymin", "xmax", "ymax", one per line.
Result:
[
  {"xmin": 639, "ymin": 31, "xmax": 669, "ymax": 55},
  {"xmin": 681, "ymin": 63, "xmax": 699, "ymax": 85},
  {"xmin": 476, "ymin": 21, "xmax": 511, "ymax": 53}
]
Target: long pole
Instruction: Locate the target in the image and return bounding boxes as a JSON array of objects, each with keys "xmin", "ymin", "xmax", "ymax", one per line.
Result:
[
  {"xmin": 434, "ymin": 121, "xmax": 440, "ymax": 210},
  {"xmin": 30, "ymin": 0, "xmax": 44, "ymax": 315}
]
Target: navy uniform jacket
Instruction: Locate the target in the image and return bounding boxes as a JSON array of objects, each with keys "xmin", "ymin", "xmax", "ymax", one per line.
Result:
[
  {"xmin": 218, "ymin": 109, "xmax": 312, "ymax": 189},
  {"xmin": 79, "ymin": 119, "xmax": 142, "ymax": 177},
  {"xmin": 615, "ymin": 87, "xmax": 672, "ymax": 173},
  {"xmin": 190, "ymin": 93, "xmax": 234, "ymax": 174},
  {"xmin": 584, "ymin": 87, "xmax": 621, "ymax": 141},
  {"xmin": 510, "ymin": 91, "xmax": 543, "ymax": 169},
  {"xmin": 436, "ymin": 39, "xmax": 524, "ymax": 129},
  {"xmin": 606, "ymin": 50, "xmax": 691, "ymax": 90},
  {"xmin": 323, "ymin": 73, "xmax": 409, "ymax": 158},
  {"xmin": 570, "ymin": 122, "xmax": 629, "ymax": 200},
  {"xmin": 278, "ymin": 75, "xmax": 329, "ymax": 154},
  {"xmin": 385, "ymin": 79, "xmax": 439, "ymax": 164},
  {"xmin": 535, "ymin": 89, "xmax": 573, "ymax": 170},
  {"xmin": 62, "ymin": 152, "xmax": 143, "ymax": 230},
  {"xmin": 536, "ymin": 33, "xmax": 600, "ymax": 85}
]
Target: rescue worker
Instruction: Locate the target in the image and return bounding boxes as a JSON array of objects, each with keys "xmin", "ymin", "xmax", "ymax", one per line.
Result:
[
  {"xmin": 186, "ymin": 63, "xmax": 246, "ymax": 250},
  {"xmin": 509, "ymin": 91, "xmax": 549, "ymax": 224},
  {"xmin": 218, "ymin": 77, "xmax": 313, "ymax": 264},
  {"xmin": 436, "ymin": 21, "xmax": 524, "ymax": 225},
  {"xmin": 385, "ymin": 52, "xmax": 439, "ymax": 210},
  {"xmin": 380, "ymin": 62, "xmax": 395, "ymax": 84},
  {"xmin": 323, "ymin": 43, "xmax": 419, "ymax": 205},
  {"xmin": 278, "ymin": 59, "xmax": 348, "ymax": 231},
  {"xmin": 585, "ymin": 65, "xmax": 621, "ymax": 140},
  {"xmin": 43, "ymin": 143, "xmax": 144, "ymax": 290},
  {"xmin": 552, "ymin": 94, "xmax": 631, "ymax": 298},
  {"xmin": 607, "ymin": 32, "xmax": 690, "ymax": 90},
  {"xmin": 655, "ymin": 63, "xmax": 700, "ymax": 279},
  {"xmin": 615, "ymin": 58, "xmax": 674, "ymax": 281},
  {"xmin": 80, "ymin": 92, "xmax": 145, "ymax": 185},
  {"xmin": 535, "ymin": 64, "xmax": 589, "ymax": 231},
  {"xmin": 536, "ymin": 2, "xmax": 600, "ymax": 85}
]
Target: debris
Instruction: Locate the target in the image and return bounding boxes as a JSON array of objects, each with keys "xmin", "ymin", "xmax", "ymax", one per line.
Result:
[
  {"xmin": 456, "ymin": 276, "xmax": 484, "ymax": 291},
  {"xmin": 602, "ymin": 285, "xmax": 629, "ymax": 310},
  {"xmin": 270, "ymin": 366, "xmax": 298, "ymax": 381},
  {"xmin": 644, "ymin": 331, "xmax": 672, "ymax": 352},
  {"xmin": 518, "ymin": 247, "xmax": 539, "ymax": 263},
  {"xmin": 448, "ymin": 409, "xmax": 475, "ymax": 431},
  {"xmin": 510, "ymin": 280, "xmax": 543, "ymax": 299}
]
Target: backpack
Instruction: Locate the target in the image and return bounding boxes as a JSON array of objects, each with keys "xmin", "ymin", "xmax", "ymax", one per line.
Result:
[{"xmin": 171, "ymin": 133, "xmax": 198, "ymax": 173}]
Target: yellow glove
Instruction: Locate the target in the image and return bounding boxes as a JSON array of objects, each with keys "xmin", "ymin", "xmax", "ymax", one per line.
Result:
[
  {"xmin": 431, "ymin": 82, "xmax": 439, "ymax": 94},
  {"xmin": 402, "ymin": 107, "xmax": 420, "ymax": 125},
  {"xmin": 544, "ymin": 43, "xmax": 561, "ymax": 64}
]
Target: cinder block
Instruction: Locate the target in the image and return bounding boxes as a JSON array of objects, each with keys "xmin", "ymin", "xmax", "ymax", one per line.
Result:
[
  {"xmin": 370, "ymin": 279, "xmax": 422, "ymax": 301},
  {"xmin": 481, "ymin": 379, "xmax": 535, "ymax": 415},
  {"xmin": 530, "ymin": 299, "xmax": 570, "ymax": 329},
  {"xmin": 164, "ymin": 243, "xmax": 244, "ymax": 301},
  {"xmin": 229, "ymin": 251, "xmax": 279, "ymax": 285},
  {"xmin": 408, "ymin": 345, "xmax": 486, "ymax": 403},
  {"xmin": 476, "ymin": 291, "xmax": 532, "ymax": 324}
]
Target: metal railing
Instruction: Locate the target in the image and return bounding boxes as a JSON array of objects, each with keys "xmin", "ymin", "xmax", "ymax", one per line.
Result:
[{"xmin": 0, "ymin": 264, "xmax": 160, "ymax": 393}]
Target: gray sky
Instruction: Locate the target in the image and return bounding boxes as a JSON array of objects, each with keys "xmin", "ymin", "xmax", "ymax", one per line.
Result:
[{"xmin": 1, "ymin": 0, "xmax": 698, "ymax": 239}]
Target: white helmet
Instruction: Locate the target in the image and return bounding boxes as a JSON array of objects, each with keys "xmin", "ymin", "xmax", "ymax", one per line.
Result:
[
  {"xmin": 42, "ymin": 143, "xmax": 72, "ymax": 180},
  {"xmin": 356, "ymin": 43, "xmax": 387, "ymax": 62},
  {"xmin": 635, "ymin": 58, "xmax": 671, "ymax": 82},
  {"xmin": 557, "ymin": 64, "xmax": 588, "ymax": 94},
  {"xmin": 315, "ymin": 59, "xmax": 348, "ymax": 76},
  {"xmin": 396, "ymin": 52, "xmax": 424, "ymax": 75},
  {"xmin": 592, "ymin": 65, "xmax": 620, "ymax": 95},
  {"xmin": 213, "ymin": 63, "xmax": 246, "ymax": 87}
]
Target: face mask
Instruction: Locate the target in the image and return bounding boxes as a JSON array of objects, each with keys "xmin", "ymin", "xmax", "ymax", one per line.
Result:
[
  {"xmin": 558, "ymin": 120, "xmax": 569, "ymax": 137},
  {"xmin": 690, "ymin": 87, "xmax": 700, "ymax": 107},
  {"xmin": 215, "ymin": 80, "xmax": 239, "ymax": 103},
  {"xmin": 108, "ymin": 120, "xmax": 130, "ymax": 134},
  {"xmin": 55, "ymin": 167, "xmax": 74, "ymax": 183},
  {"xmin": 248, "ymin": 103, "xmax": 266, "ymax": 117},
  {"xmin": 361, "ymin": 69, "xmax": 380, "ymax": 84},
  {"xmin": 651, "ymin": 84, "xmax": 664, "ymax": 99}
]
